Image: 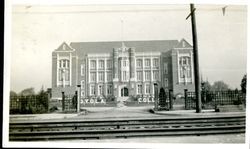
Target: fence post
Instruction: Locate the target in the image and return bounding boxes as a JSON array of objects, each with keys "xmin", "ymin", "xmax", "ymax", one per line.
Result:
[
  {"xmin": 77, "ymin": 85, "xmax": 81, "ymax": 113},
  {"xmin": 62, "ymin": 92, "xmax": 65, "ymax": 112},
  {"xmin": 75, "ymin": 91, "xmax": 78, "ymax": 112},
  {"xmin": 169, "ymin": 89, "xmax": 173, "ymax": 110},
  {"xmin": 184, "ymin": 89, "xmax": 188, "ymax": 110}
]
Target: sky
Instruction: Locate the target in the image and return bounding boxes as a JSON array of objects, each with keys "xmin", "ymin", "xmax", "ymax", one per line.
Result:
[{"xmin": 10, "ymin": 4, "xmax": 247, "ymax": 93}]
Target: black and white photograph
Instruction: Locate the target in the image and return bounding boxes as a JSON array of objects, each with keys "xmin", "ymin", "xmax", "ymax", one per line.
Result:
[{"xmin": 3, "ymin": 0, "xmax": 249, "ymax": 148}]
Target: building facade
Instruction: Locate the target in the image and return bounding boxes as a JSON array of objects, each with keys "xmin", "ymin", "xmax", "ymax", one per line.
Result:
[{"xmin": 51, "ymin": 39, "xmax": 195, "ymax": 100}]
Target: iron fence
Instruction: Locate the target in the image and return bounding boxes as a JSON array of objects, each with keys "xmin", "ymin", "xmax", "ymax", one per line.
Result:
[
  {"xmin": 62, "ymin": 93, "xmax": 77, "ymax": 112},
  {"xmin": 185, "ymin": 90, "xmax": 246, "ymax": 110},
  {"xmin": 10, "ymin": 95, "xmax": 48, "ymax": 114}
]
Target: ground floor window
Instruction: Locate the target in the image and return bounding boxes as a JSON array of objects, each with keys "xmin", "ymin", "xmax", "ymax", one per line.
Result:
[
  {"xmin": 98, "ymin": 85, "xmax": 104, "ymax": 95},
  {"xmin": 90, "ymin": 85, "xmax": 95, "ymax": 95},
  {"xmin": 145, "ymin": 84, "xmax": 150, "ymax": 94},
  {"xmin": 107, "ymin": 85, "xmax": 112, "ymax": 95},
  {"xmin": 137, "ymin": 84, "xmax": 142, "ymax": 94}
]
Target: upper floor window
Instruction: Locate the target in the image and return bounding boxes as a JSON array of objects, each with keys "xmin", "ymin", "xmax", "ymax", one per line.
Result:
[
  {"xmin": 145, "ymin": 71, "xmax": 151, "ymax": 81},
  {"xmin": 164, "ymin": 63, "xmax": 168, "ymax": 74},
  {"xmin": 144, "ymin": 59, "xmax": 150, "ymax": 67},
  {"xmin": 98, "ymin": 72, "xmax": 104, "ymax": 82},
  {"xmin": 98, "ymin": 60, "xmax": 104, "ymax": 69},
  {"xmin": 179, "ymin": 56, "xmax": 192, "ymax": 79},
  {"xmin": 153, "ymin": 70, "xmax": 159, "ymax": 80},
  {"xmin": 136, "ymin": 59, "xmax": 142, "ymax": 68},
  {"xmin": 90, "ymin": 72, "xmax": 96, "ymax": 82},
  {"xmin": 59, "ymin": 69, "xmax": 70, "ymax": 81},
  {"xmin": 106, "ymin": 60, "xmax": 112, "ymax": 69},
  {"xmin": 81, "ymin": 63, "xmax": 85, "ymax": 76},
  {"xmin": 59, "ymin": 59, "xmax": 69, "ymax": 68},
  {"xmin": 153, "ymin": 58, "xmax": 159, "ymax": 67},
  {"xmin": 107, "ymin": 72, "xmax": 112, "ymax": 82},
  {"xmin": 122, "ymin": 71, "xmax": 129, "ymax": 81},
  {"xmin": 179, "ymin": 56, "xmax": 191, "ymax": 66},
  {"xmin": 137, "ymin": 71, "xmax": 142, "ymax": 81},
  {"xmin": 90, "ymin": 60, "xmax": 96, "ymax": 69}
]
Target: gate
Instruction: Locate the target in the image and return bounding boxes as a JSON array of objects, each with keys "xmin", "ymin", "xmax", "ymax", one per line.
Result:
[{"xmin": 62, "ymin": 92, "xmax": 77, "ymax": 112}]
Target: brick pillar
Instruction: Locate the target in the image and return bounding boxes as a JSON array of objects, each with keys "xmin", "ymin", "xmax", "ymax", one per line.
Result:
[
  {"xmin": 169, "ymin": 89, "xmax": 173, "ymax": 110},
  {"xmin": 184, "ymin": 89, "xmax": 188, "ymax": 110},
  {"xmin": 62, "ymin": 92, "xmax": 65, "ymax": 112}
]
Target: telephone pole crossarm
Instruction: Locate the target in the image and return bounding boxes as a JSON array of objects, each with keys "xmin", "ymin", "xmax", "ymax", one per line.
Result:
[{"xmin": 186, "ymin": 8, "xmax": 196, "ymax": 20}]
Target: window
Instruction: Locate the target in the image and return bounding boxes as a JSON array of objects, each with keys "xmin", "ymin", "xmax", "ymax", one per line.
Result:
[
  {"xmin": 145, "ymin": 71, "xmax": 151, "ymax": 81},
  {"xmin": 107, "ymin": 60, "xmax": 112, "ymax": 69},
  {"xmin": 90, "ymin": 72, "xmax": 96, "ymax": 82},
  {"xmin": 59, "ymin": 69, "xmax": 63, "ymax": 81},
  {"xmin": 179, "ymin": 56, "xmax": 191, "ymax": 79},
  {"xmin": 81, "ymin": 91, "xmax": 84, "ymax": 97},
  {"xmin": 153, "ymin": 71, "xmax": 159, "ymax": 81},
  {"xmin": 123, "ymin": 61, "xmax": 126, "ymax": 67},
  {"xmin": 122, "ymin": 71, "xmax": 128, "ymax": 81},
  {"xmin": 98, "ymin": 85, "xmax": 103, "ymax": 95},
  {"xmin": 164, "ymin": 63, "xmax": 168, "ymax": 74},
  {"xmin": 145, "ymin": 59, "xmax": 150, "ymax": 67},
  {"xmin": 81, "ymin": 63, "xmax": 85, "ymax": 76},
  {"xmin": 90, "ymin": 85, "xmax": 95, "ymax": 95},
  {"xmin": 59, "ymin": 59, "xmax": 70, "ymax": 68},
  {"xmin": 90, "ymin": 60, "xmax": 96, "ymax": 69},
  {"xmin": 153, "ymin": 58, "xmax": 159, "ymax": 67},
  {"xmin": 59, "ymin": 69, "xmax": 69, "ymax": 81},
  {"xmin": 137, "ymin": 84, "xmax": 142, "ymax": 94},
  {"xmin": 98, "ymin": 72, "xmax": 104, "ymax": 82},
  {"xmin": 81, "ymin": 80, "xmax": 84, "ymax": 87},
  {"xmin": 136, "ymin": 59, "xmax": 142, "ymax": 68},
  {"xmin": 137, "ymin": 71, "xmax": 142, "ymax": 81},
  {"xmin": 165, "ymin": 78, "xmax": 168, "ymax": 87},
  {"xmin": 98, "ymin": 60, "xmax": 104, "ymax": 69},
  {"xmin": 145, "ymin": 84, "xmax": 150, "ymax": 94},
  {"xmin": 107, "ymin": 85, "xmax": 112, "ymax": 95},
  {"xmin": 107, "ymin": 72, "xmax": 112, "ymax": 82}
]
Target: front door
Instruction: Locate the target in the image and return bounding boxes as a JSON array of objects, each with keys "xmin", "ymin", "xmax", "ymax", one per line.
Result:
[{"xmin": 121, "ymin": 87, "xmax": 129, "ymax": 97}]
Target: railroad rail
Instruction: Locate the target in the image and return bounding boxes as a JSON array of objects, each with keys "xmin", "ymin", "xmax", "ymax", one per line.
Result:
[{"xmin": 9, "ymin": 115, "xmax": 245, "ymax": 141}]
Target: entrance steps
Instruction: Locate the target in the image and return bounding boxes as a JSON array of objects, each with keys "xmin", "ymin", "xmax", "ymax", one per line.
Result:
[
  {"xmin": 116, "ymin": 97, "xmax": 128, "ymax": 108},
  {"xmin": 117, "ymin": 101, "xmax": 126, "ymax": 108}
]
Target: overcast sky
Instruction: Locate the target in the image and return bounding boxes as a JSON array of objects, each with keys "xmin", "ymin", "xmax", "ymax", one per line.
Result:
[{"xmin": 10, "ymin": 4, "xmax": 247, "ymax": 93}]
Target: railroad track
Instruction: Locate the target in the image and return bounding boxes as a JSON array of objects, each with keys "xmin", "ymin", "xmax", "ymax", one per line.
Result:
[{"xmin": 9, "ymin": 115, "xmax": 245, "ymax": 141}]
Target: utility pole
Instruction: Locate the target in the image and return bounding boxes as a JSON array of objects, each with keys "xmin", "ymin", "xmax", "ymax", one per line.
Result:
[{"xmin": 186, "ymin": 4, "xmax": 202, "ymax": 113}]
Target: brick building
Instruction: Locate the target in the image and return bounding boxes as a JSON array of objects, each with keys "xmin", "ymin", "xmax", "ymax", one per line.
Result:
[{"xmin": 51, "ymin": 39, "xmax": 195, "ymax": 101}]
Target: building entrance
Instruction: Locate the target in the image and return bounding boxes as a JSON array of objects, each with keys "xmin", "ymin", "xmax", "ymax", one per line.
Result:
[{"xmin": 121, "ymin": 87, "xmax": 129, "ymax": 97}]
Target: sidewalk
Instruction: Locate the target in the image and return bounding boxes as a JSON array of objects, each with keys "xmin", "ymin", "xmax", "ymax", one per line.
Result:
[{"xmin": 9, "ymin": 106, "xmax": 245, "ymax": 122}]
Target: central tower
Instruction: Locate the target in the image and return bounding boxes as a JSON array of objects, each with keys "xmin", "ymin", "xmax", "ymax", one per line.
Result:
[{"xmin": 112, "ymin": 42, "xmax": 136, "ymax": 101}]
